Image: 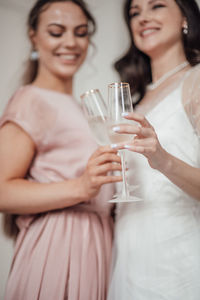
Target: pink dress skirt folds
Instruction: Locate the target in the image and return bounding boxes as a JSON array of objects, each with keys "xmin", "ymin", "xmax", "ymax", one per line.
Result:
[{"xmin": 0, "ymin": 86, "xmax": 115, "ymax": 300}]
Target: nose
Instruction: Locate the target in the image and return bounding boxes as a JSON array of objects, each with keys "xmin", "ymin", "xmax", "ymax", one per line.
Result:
[
  {"xmin": 138, "ymin": 9, "xmax": 151, "ymax": 25},
  {"xmin": 63, "ymin": 31, "xmax": 77, "ymax": 48}
]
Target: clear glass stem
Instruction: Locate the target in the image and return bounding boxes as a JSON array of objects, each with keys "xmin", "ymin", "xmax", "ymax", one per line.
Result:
[{"xmin": 119, "ymin": 150, "xmax": 129, "ymax": 199}]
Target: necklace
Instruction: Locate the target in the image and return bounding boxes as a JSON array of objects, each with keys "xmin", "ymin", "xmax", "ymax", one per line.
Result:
[{"xmin": 147, "ymin": 61, "xmax": 189, "ymax": 91}]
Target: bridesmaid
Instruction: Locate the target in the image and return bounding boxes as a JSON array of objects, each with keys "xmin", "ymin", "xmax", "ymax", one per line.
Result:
[{"xmin": 0, "ymin": 1, "xmax": 122, "ymax": 299}]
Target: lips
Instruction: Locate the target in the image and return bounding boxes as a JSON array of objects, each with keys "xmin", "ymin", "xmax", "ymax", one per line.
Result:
[
  {"xmin": 140, "ymin": 28, "xmax": 159, "ymax": 37},
  {"xmin": 56, "ymin": 53, "xmax": 80, "ymax": 63}
]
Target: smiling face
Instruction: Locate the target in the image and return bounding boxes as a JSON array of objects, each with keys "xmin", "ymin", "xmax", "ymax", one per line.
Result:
[
  {"xmin": 30, "ymin": 1, "xmax": 89, "ymax": 81},
  {"xmin": 129, "ymin": 0, "xmax": 186, "ymax": 58}
]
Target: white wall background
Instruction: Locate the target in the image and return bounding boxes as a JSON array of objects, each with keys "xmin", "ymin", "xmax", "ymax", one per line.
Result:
[
  {"xmin": 0, "ymin": 0, "xmax": 129, "ymax": 297},
  {"xmin": 0, "ymin": 0, "xmax": 200, "ymax": 298}
]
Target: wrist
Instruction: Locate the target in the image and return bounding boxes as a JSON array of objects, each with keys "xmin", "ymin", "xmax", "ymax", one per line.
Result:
[
  {"xmin": 75, "ymin": 176, "xmax": 90, "ymax": 203},
  {"xmin": 158, "ymin": 151, "xmax": 173, "ymax": 175}
]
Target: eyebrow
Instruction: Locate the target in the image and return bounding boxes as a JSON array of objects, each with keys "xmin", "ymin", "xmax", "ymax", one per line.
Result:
[
  {"xmin": 149, "ymin": 0, "xmax": 158, "ymax": 4},
  {"xmin": 47, "ymin": 23, "xmax": 65, "ymax": 29},
  {"xmin": 130, "ymin": 0, "xmax": 163, "ymax": 9},
  {"xmin": 129, "ymin": 4, "xmax": 139, "ymax": 9},
  {"xmin": 47, "ymin": 23, "xmax": 88, "ymax": 29}
]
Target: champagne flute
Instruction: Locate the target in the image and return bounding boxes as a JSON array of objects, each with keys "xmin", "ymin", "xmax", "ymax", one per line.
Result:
[
  {"xmin": 81, "ymin": 88, "xmax": 122, "ymax": 202},
  {"xmin": 107, "ymin": 82, "xmax": 141, "ymax": 202},
  {"xmin": 80, "ymin": 89, "xmax": 110, "ymax": 145}
]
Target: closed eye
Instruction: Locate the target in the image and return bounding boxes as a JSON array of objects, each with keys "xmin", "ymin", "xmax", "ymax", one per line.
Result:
[
  {"xmin": 152, "ymin": 4, "xmax": 166, "ymax": 10},
  {"xmin": 49, "ymin": 32, "xmax": 63, "ymax": 37},
  {"xmin": 129, "ymin": 11, "xmax": 140, "ymax": 19},
  {"xmin": 48, "ymin": 24, "xmax": 64, "ymax": 38},
  {"xmin": 129, "ymin": 7, "xmax": 140, "ymax": 19},
  {"xmin": 75, "ymin": 25, "xmax": 89, "ymax": 37}
]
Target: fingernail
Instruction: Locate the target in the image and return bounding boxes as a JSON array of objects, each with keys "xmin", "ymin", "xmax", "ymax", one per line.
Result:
[
  {"xmin": 124, "ymin": 144, "xmax": 132, "ymax": 149},
  {"xmin": 111, "ymin": 144, "xmax": 118, "ymax": 149},
  {"xmin": 122, "ymin": 112, "xmax": 129, "ymax": 117},
  {"xmin": 113, "ymin": 126, "xmax": 120, "ymax": 132}
]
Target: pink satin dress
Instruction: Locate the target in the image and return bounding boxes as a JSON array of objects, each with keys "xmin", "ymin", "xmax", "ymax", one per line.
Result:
[{"xmin": 0, "ymin": 85, "xmax": 114, "ymax": 300}]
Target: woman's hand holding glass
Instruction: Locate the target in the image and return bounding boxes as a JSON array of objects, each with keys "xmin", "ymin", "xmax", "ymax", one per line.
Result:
[
  {"xmin": 79, "ymin": 145, "xmax": 122, "ymax": 202},
  {"xmin": 114, "ymin": 112, "xmax": 169, "ymax": 172}
]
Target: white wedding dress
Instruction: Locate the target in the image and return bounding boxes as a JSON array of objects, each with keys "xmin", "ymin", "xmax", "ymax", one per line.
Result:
[{"xmin": 108, "ymin": 64, "xmax": 200, "ymax": 300}]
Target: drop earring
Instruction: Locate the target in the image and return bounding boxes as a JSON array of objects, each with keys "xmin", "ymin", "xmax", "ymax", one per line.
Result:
[{"xmin": 30, "ymin": 49, "xmax": 39, "ymax": 61}]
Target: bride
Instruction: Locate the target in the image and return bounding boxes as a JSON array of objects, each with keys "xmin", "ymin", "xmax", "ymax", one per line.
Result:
[{"xmin": 108, "ymin": 0, "xmax": 200, "ymax": 299}]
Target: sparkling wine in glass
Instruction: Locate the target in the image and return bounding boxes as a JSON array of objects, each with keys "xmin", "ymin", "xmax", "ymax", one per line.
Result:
[
  {"xmin": 80, "ymin": 89, "xmax": 110, "ymax": 145},
  {"xmin": 107, "ymin": 82, "xmax": 141, "ymax": 202}
]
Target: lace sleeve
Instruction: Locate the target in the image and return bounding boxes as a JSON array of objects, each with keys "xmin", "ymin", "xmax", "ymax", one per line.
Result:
[{"xmin": 182, "ymin": 64, "xmax": 200, "ymax": 138}]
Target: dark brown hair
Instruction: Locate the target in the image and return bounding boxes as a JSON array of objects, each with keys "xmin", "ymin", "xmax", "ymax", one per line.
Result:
[
  {"xmin": 3, "ymin": 0, "xmax": 96, "ymax": 239},
  {"xmin": 114, "ymin": 0, "xmax": 200, "ymax": 104},
  {"xmin": 23, "ymin": 0, "xmax": 96, "ymax": 85}
]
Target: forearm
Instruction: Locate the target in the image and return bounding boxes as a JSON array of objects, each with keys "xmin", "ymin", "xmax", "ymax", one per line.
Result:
[
  {"xmin": 118, "ymin": 112, "xmax": 200, "ymax": 200},
  {"xmin": 159, "ymin": 151, "xmax": 200, "ymax": 200},
  {"xmin": 0, "ymin": 177, "xmax": 87, "ymax": 214}
]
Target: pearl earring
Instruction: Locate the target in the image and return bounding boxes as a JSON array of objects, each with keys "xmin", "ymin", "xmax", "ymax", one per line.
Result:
[
  {"xmin": 30, "ymin": 50, "xmax": 39, "ymax": 61},
  {"xmin": 183, "ymin": 23, "xmax": 188, "ymax": 35}
]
